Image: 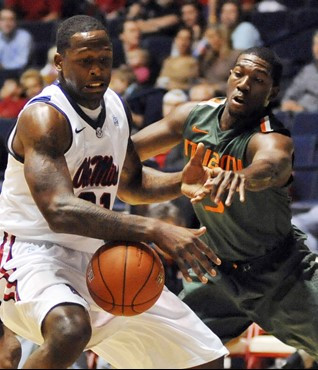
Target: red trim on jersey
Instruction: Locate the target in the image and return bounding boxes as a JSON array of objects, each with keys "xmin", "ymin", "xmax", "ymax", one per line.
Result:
[
  {"xmin": 260, "ymin": 116, "xmax": 273, "ymax": 133},
  {"xmin": 0, "ymin": 233, "xmax": 19, "ymax": 302},
  {"xmin": 0, "ymin": 232, "xmax": 8, "ymax": 265}
]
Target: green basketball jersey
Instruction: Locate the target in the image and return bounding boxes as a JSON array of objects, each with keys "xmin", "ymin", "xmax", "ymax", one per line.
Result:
[{"xmin": 183, "ymin": 98, "xmax": 294, "ymax": 261}]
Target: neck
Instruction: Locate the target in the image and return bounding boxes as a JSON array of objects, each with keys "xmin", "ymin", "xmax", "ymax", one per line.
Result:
[
  {"xmin": 59, "ymin": 80, "xmax": 103, "ymax": 110},
  {"xmin": 220, "ymin": 106, "xmax": 268, "ymax": 131}
]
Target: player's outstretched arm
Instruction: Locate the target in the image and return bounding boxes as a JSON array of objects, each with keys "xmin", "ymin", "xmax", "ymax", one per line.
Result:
[{"xmin": 184, "ymin": 133, "xmax": 293, "ymax": 207}]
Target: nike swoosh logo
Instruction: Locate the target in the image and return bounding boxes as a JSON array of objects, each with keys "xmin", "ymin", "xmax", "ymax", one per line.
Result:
[
  {"xmin": 192, "ymin": 125, "xmax": 209, "ymax": 134},
  {"xmin": 75, "ymin": 127, "xmax": 86, "ymax": 134}
]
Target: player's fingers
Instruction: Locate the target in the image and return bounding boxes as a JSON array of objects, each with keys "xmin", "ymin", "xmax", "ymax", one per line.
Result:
[
  {"xmin": 174, "ymin": 258, "xmax": 193, "ymax": 283},
  {"xmin": 238, "ymin": 176, "xmax": 246, "ymax": 202},
  {"xmin": 188, "ymin": 226, "xmax": 206, "ymax": 237},
  {"xmin": 224, "ymin": 173, "xmax": 240, "ymax": 206},
  {"xmin": 194, "ymin": 238, "xmax": 221, "ymax": 266},
  {"xmin": 186, "ymin": 258, "xmax": 210, "ymax": 283},
  {"xmin": 190, "ymin": 142, "xmax": 205, "ymax": 166},
  {"xmin": 214, "ymin": 171, "xmax": 234, "ymax": 204},
  {"xmin": 190, "ymin": 188, "xmax": 211, "ymax": 203},
  {"xmin": 176, "ymin": 251, "xmax": 210, "ymax": 283}
]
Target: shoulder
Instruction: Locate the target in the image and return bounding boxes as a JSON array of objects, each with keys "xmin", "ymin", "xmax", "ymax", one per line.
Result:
[
  {"xmin": 197, "ymin": 97, "xmax": 226, "ymax": 108},
  {"xmin": 299, "ymin": 63, "xmax": 316, "ymax": 75},
  {"xmin": 16, "ymin": 28, "xmax": 33, "ymax": 40},
  {"xmin": 256, "ymin": 112, "xmax": 291, "ymax": 137}
]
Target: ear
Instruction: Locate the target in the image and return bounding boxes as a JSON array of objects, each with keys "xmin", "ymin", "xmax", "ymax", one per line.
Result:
[
  {"xmin": 269, "ymin": 86, "xmax": 279, "ymax": 101},
  {"xmin": 54, "ymin": 52, "xmax": 63, "ymax": 72}
]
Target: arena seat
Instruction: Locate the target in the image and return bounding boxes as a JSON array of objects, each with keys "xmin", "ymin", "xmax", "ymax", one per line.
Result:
[
  {"xmin": 290, "ymin": 167, "xmax": 318, "ymax": 213},
  {"xmin": 292, "ymin": 134, "xmax": 317, "ymax": 168},
  {"xmin": 291, "ymin": 112, "xmax": 318, "ymax": 136},
  {"xmin": 250, "ymin": 11, "xmax": 290, "ymax": 46},
  {"xmin": 275, "ymin": 110, "xmax": 294, "ymax": 130}
]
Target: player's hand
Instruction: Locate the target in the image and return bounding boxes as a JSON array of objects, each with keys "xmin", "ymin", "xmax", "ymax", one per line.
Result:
[
  {"xmin": 196, "ymin": 168, "xmax": 246, "ymax": 206},
  {"xmin": 181, "ymin": 143, "xmax": 246, "ymax": 206},
  {"xmin": 181, "ymin": 143, "xmax": 213, "ymax": 201},
  {"xmin": 152, "ymin": 223, "xmax": 221, "ymax": 283}
]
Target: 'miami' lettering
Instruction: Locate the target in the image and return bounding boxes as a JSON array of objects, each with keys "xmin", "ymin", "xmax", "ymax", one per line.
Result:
[
  {"xmin": 184, "ymin": 139, "xmax": 243, "ymax": 214},
  {"xmin": 184, "ymin": 139, "xmax": 243, "ymax": 171}
]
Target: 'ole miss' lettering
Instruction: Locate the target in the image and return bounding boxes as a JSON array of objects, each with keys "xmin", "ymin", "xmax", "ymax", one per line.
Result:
[{"xmin": 73, "ymin": 155, "xmax": 119, "ymax": 189}]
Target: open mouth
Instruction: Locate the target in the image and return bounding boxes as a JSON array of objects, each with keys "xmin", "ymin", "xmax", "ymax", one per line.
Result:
[
  {"xmin": 85, "ymin": 82, "xmax": 106, "ymax": 90},
  {"xmin": 233, "ymin": 95, "xmax": 245, "ymax": 104}
]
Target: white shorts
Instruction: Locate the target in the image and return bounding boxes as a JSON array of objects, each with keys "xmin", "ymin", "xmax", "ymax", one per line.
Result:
[{"xmin": 0, "ymin": 235, "xmax": 228, "ymax": 369}]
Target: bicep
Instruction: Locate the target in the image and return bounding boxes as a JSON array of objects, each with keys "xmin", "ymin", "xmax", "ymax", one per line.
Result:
[
  {"xmin": 24, "ymin": 149, "xmax": 74, "ymax": 213},
  {"xmin": 17, "ymin": 105, "xmax": 74, "ymax": 216}
]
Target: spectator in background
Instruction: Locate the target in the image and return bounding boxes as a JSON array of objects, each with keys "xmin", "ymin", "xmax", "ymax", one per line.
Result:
[
  {"xmin": 157, "ymin": 88, "xmax": 189, "ymax": 171},
  {"xmin": 280, "ymin": 30, "xmax": 318, "ymax": 113},
  {"xmin": 189, "ymin": 82, "xmax": 216, "ymax": 101},
  {"xmin": 0, "ymin": 8, "xmax": 33, "ymax": 71},
  {"xmin": 256, "ymin": 0, "xmax": 287, "ymax": 12},
  {"xmin": 126, "ymin": 0, "xmax": 180, "ymax": 38},
  {"xmin": 126, "ymin": 47, "xmax": 151, "ymax": 85},
  {"xmin": 93, "ymin": 0, "xmax": 126, "ymax": 20},
  {"xmin": 0, "ymin": 77, "xmax": 27, "ymax": 118},
  {"xmin": 197, "ymin": 24, "xmax": 240, "ymax": 96},
  {"xmin": 5, "ymin": 0, "xmax": 62, "ymax": 22},
  {"xmin": 109, "ymin": 65, "xmax": 138, "ymax": 100},
  {"xmin": 112, "ymin": 19, "xmax": 142, "ymax": 68},
  {"xmin": 179, "ymin": 0, "xmax": 207, "ymax": 53},
  {"xmin": 20, "ymin": 68, "xmax": 44, "ymax": 100},
  {"xmin": 216, "ymin": 0, "xmax": 263, "ymax": 50},
  {"xmin": 40, "ymin": 46, "xmax": 58, "ymax": 85},
  {"xmin": 156, "ymin": 26, "xmax": 199, "ymax": 91}
]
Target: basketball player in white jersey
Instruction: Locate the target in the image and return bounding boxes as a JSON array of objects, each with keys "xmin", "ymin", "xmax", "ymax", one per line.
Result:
[{"xmin": 0, "ymin": 15, "xmax": 228, "ymax": 369}]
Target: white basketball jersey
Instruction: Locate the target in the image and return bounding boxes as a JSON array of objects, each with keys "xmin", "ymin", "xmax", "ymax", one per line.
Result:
[{"xmin": 0, "ymin": 83, "xmax": 130, "ymax": 253}]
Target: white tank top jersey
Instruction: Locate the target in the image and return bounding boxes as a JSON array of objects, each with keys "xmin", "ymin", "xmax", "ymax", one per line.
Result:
[{"xmin": 0, "ymin": 83, "xmax": 130, "ymax": 253}]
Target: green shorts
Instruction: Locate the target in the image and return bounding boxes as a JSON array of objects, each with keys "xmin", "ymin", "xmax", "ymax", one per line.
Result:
[{"xmin": 180, "ymin": 237, "xmax": 318, "ymax": 361}]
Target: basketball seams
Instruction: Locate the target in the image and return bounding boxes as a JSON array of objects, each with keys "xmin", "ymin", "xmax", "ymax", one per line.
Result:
[
  {"xmin": 121, "ymin": 243, "xmax": 128, "ymax": 315},
  {"xmin": 96, "ymin": 246, "xmax": 115, "ymax": 310},
  {"xmin": 131, "ymin": 245, "xmax": 155, "ymax": 308}
]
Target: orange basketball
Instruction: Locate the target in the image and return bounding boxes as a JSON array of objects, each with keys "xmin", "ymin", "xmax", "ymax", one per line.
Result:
[{"xmin": 86, "ymin": 241, "xmax": 165, "ymax": 316}]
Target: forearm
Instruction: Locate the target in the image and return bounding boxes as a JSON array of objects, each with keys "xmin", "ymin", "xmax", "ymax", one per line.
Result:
[
  {"xmin": 239, "ymin": 158, "xmax": 291, "ymax": 191},
  {"xmin": 119, "ymin": 166, "xmax": 182, "ymax": 204},
  {"xmin": 47, "ymin": 194, "xmax": 159, "ymax": 243}
]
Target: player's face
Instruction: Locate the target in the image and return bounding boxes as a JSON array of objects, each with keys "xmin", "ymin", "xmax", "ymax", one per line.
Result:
[
  {"xmin": 56, "ymin": 30, "xmax": 113, "ymax": 108},
  {"xmin": 226, "ymin": 53, "xmax": 278, "ymax": 119}
]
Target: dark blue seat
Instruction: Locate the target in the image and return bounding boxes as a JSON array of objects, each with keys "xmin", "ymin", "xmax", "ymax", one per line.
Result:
[
  {"xmin": 250, "ymin": 11, "xmax": 290, "ymax": 45},
  {"xmin": 292, "ymin": 134, "xmax": 317, "ymax": 168},
  {"xmin": 291, "ymin": 112, "xmax": 318, "ymax": 136},
  {"xmin": 275, "ymin": 110, "xmax": 294, "ymax": 130},
  {"xmin": 290, "ymin": 167, "xmax": 318, "ymax": 212}
]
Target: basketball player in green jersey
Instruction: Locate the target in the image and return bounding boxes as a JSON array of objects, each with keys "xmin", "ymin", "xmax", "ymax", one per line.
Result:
[{"xmin": 132, "ymin": 46, "xmax": 318, "ymax": 361}]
